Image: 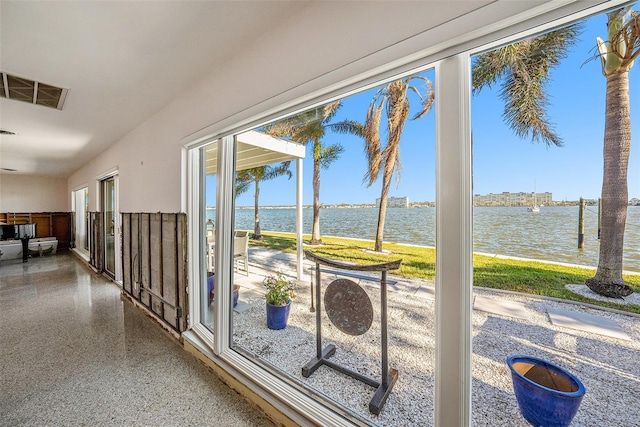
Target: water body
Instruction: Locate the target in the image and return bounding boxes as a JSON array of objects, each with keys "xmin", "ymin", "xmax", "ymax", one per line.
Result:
[{"xmin": 208, "ymin": 206, "xmax": 640, "ymax": 273}]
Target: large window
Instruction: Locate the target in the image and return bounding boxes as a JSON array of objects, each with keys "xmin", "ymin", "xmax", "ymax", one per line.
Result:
[
  {"xmin": 196, "ymin": 69, "xmax": 439, "ymax": 424},
  {"xmin": 185, "ymin": 2, "xmax": 631, "ymax": 425},
  {"xmin": 470, "ymin": 7, "xmax": 640, "ymax": 427}
]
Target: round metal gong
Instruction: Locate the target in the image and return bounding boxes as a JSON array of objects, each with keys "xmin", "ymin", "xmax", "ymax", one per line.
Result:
[{"xmin": 324, "ymin": 278, "xmax": 373, "ymax": 336}]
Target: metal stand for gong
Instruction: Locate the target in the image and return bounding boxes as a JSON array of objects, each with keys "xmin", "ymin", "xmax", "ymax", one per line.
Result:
[{"xmin": 302, "ymin": 251, "xmax": 402, "ymax": 415}]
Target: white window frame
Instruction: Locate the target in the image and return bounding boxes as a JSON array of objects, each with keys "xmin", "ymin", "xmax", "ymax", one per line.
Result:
[{"xmin": 183, "ymin": 2, "xmax": 629, "ymax": 425}]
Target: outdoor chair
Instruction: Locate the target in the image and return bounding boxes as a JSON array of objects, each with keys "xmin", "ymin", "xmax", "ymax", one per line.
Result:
[
  {"xmin": 207, "ymin": 228, "xmax": 215, "ymax": 272},
  {"xmin": 234, "ymin": 230, "xmax": 249, "ymax": 275}
]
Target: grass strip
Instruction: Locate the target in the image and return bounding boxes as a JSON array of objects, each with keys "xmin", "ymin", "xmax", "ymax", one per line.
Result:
[{"xmin": 249, "ymin": 231, "xmax": 640, "ymax": 315}]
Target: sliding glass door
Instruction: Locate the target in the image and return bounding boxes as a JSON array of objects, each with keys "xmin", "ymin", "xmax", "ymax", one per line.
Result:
[{"xmin": 101, "ymin": 174, "xmax": 121, "ymax": 282}]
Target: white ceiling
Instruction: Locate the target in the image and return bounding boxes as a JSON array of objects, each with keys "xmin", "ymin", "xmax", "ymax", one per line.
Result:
[
  {"xmin": 0, "ymin": 1, "xmax": 310, "ymax": 177},
  {"xmin": 1, "ymin": 1, "xmax": 583, "ymax": 180}
]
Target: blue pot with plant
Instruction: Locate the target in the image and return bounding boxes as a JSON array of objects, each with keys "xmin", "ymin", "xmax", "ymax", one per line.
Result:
[
  {"xmin": 507, "ymin": 355, "xmax": 585, "ymax": 427},
  {"xmin": 207, "ymin": 273, "xmax": 240, "ymax": 308},
  {"xmin": 264, "ymin": 272, "xmax": 296, "ymax": 330}
]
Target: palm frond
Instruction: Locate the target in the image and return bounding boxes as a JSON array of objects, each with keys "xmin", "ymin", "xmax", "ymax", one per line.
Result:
[
  {"xmin": 235, "ymin": 177, "xmax": 252, "ymax": 196},
  {"xmin": 263, "ymin": 162, "xmax": 293, "ymax": 181},
  {"xmin": 291, "ymin": 121, "xmax": 323, "ymax": 144},
  {"xmin": 328, "ymin": 120, "xmax": 365, "ymax": 138},
  {"xmin": 394, "ymin": 149, "xmax": 403, "ymax": 187},
  {"xmin": 235, "ymin": 162, "xmax": 291, "ymax": 197},
  {"xmin": 263, "ymin": 120, "xmax": 296, "ymax": 139},
  {"xmin": 321, "ymin": 101, "xmax": 342, "ymax": 124},
  {"xmin": 319, "ymin": 144, "xmax": 345, "ymax": 169},
  {"xmin": 612, "ymin": 10, "xmax": 640, "ymax": 66},
  {"xmin": 386, "ymin": 82, "xmax": 410, "ymax": 153},
  {"xmin": 408, "ymin": 78, "xmax": 435, "ymax": 119},
  {"xmin": 473, "ymin": 24, "xmax": 582, "ymax": 146},
  {"xmin": 363, "ymin": 98, "xmax": 384, "ymax": 186},
  {"xmin": 472, "ymin": 46, "xmax": 516, "ymax": 94}
]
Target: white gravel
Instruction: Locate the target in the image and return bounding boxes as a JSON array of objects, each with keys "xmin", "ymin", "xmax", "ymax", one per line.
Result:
[{"xmin": 232, "ymin": 270, "xmax": 640, "ymax": 426}]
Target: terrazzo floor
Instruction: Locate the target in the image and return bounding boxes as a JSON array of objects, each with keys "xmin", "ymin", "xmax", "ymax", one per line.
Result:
[{"xmin": 0, "ymin": 252, "xmax": 273, "ymax": 427}]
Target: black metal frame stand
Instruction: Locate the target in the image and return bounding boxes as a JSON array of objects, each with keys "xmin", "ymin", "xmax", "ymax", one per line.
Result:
[{"xmin": 302, "ymin": 251, "xmax": 402, "ymax": 415}]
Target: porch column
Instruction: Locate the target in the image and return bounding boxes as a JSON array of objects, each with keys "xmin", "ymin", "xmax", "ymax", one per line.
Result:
[{"xmin": 296, "ymin": 158, "xmax": 303, "ymax": 280}]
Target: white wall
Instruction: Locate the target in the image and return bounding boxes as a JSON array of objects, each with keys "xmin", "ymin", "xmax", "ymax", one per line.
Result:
[{"xmin": 0, "ymin": 174, "xmax": 68, "ymax": 212}]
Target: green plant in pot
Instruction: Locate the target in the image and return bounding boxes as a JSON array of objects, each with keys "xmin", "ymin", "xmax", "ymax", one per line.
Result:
[{"xmin": 263, "ymin": 271, "xmax": 296, "ymax": 330}]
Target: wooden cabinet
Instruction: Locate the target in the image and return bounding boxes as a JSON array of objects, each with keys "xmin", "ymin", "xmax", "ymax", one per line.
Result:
[{"xmin": 0, "ymin": 212, "xmax": 72, "ymax": 250}]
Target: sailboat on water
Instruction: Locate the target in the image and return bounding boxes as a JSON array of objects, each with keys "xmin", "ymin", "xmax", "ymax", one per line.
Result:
[
  {"xmin": 527, "ymin": 203, "xmax": 540, "ymax": 213},
  {"xmin": 527, "ymin": 182, "xmax": 540, "ymax": 212}
]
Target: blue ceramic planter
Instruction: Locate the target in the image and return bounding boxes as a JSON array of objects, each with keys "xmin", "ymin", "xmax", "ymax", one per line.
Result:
[
  {"xmin": 207, "ymin": 273, "xmax": 215, "ymax": 305},
  {"xmin": 266, "ymin": 299, "xmax": 291, "ymax": 330},
  {"xmin": 507, "ymin": 355, "xmax": 585, "ymax": 427},
  {"xmin": 207, "ymin": 274, "xmax": 239, "ymax": 308}
]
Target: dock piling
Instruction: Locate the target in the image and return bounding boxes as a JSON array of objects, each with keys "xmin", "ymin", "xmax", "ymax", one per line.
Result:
[{"xmin": 578, "ymin": 197, "xmax": 585, "ymax": 249}]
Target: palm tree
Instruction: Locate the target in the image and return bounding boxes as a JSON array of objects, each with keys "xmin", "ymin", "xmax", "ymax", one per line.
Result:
[
  {"xmin": 361, "ymin": 76, "xmax": 434, "ymax": 252},
  {"xmin": 235, "ymin": 162, "xmax": 292, "ymax": 239},
  {"xmin": 269, "ymin": 101, "xmax": 361, "ymax": 244},
  {"xmin": 585, "ymin": 8, "xmax": 639, "ymax": 298}
]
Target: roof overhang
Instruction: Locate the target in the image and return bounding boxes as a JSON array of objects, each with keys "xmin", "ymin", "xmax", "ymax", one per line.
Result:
[{"xmin": 204, "ymin": 130, "xmax": 305, "ymax": 175}]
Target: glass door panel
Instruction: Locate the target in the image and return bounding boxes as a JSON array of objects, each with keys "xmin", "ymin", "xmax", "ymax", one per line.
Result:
[
  {"xmin": 102, "ymin": 176, "xmax": 116, "ymax": 277},
  {"xmin": 73, "ymin": 187, "xmax": 89, "ymax": 257},
  {"xmin": 202, "ymin": 142, "xmax": 218, "ymax": 331}
]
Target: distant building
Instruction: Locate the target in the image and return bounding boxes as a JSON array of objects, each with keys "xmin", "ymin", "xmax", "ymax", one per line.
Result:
[
  {"xmin": 376, "ymin": 196, "xmax": 409, "ymax": 208},
  {"xmin": 473, "ymin": 191, "xmax": 552, "ymax": 207}
]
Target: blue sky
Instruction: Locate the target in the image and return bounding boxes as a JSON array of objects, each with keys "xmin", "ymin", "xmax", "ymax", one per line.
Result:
[{"xmin": 217, "ymin": 10, "xmax": 639, "ymax": 207}]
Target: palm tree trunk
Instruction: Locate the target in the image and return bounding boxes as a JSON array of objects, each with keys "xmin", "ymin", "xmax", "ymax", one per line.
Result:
[
  {"xmin": 310, "ymin": 151, "xmax": 322, "ymax": 245},
  {"xmin": 375, "ymin": 176, "xmax": 391, "ymax": 252},
  {"xmin": 253, "ymin": 181, "xmax": 262, "ymax": 239},
  {"xmin": 586, "ymin": 71, "xmax": 633, "ymax": 298},
  {"xmin": 375, "ymin": 155, "xmax": 397, "ymax": 252}
]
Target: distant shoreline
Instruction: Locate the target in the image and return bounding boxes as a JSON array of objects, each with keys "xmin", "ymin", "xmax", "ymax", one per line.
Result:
[{"xmin": 206, "ymin": 201, "xmax": 640, "ymax": 210}]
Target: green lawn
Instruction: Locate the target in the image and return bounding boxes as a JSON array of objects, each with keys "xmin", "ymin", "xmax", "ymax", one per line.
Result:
[{"xmin": 250, "ymin": 231, "xmax": 640, "ymax": 315}]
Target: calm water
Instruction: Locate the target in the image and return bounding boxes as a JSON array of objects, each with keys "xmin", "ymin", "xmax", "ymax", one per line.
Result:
[{"xmin": 209, "ymin": 206, "xmax": 640, "ymax": 272}]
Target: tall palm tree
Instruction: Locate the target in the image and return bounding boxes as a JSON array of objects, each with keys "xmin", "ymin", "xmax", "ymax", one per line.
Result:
[
  {"xmin": 235, "ymin": 162, "xmax": 292, "ymax": 239},
  {"xmin": 585, "ymin": 8, "xmax": 639, "ymax": 298},
  {"xmin": 361, "ymin": 76, "xmax": 434, "ymax": 252},
  {"xmin": 269, "ymin": 101, "xmax": 361, "ymax": 244}
]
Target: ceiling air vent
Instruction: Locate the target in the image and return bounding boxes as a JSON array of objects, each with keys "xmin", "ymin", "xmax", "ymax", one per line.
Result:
[{"xmin": 1, "ymin": 72, "xmax": 68, "ymax": 110}]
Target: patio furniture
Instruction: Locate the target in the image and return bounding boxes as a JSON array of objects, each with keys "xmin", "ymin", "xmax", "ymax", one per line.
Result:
[
  {"xmin": 207, "ymin": 231, "xmax": 215, "ymax": 271},
  {"xmin": 233, "ymin": 231, "xmax": 249, "ymax": 275}
]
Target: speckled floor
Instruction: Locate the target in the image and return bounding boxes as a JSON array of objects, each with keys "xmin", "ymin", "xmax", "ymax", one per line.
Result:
[{"xmin": 0, "ymin": 252, "xmax": 273, "ymax": 427}]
